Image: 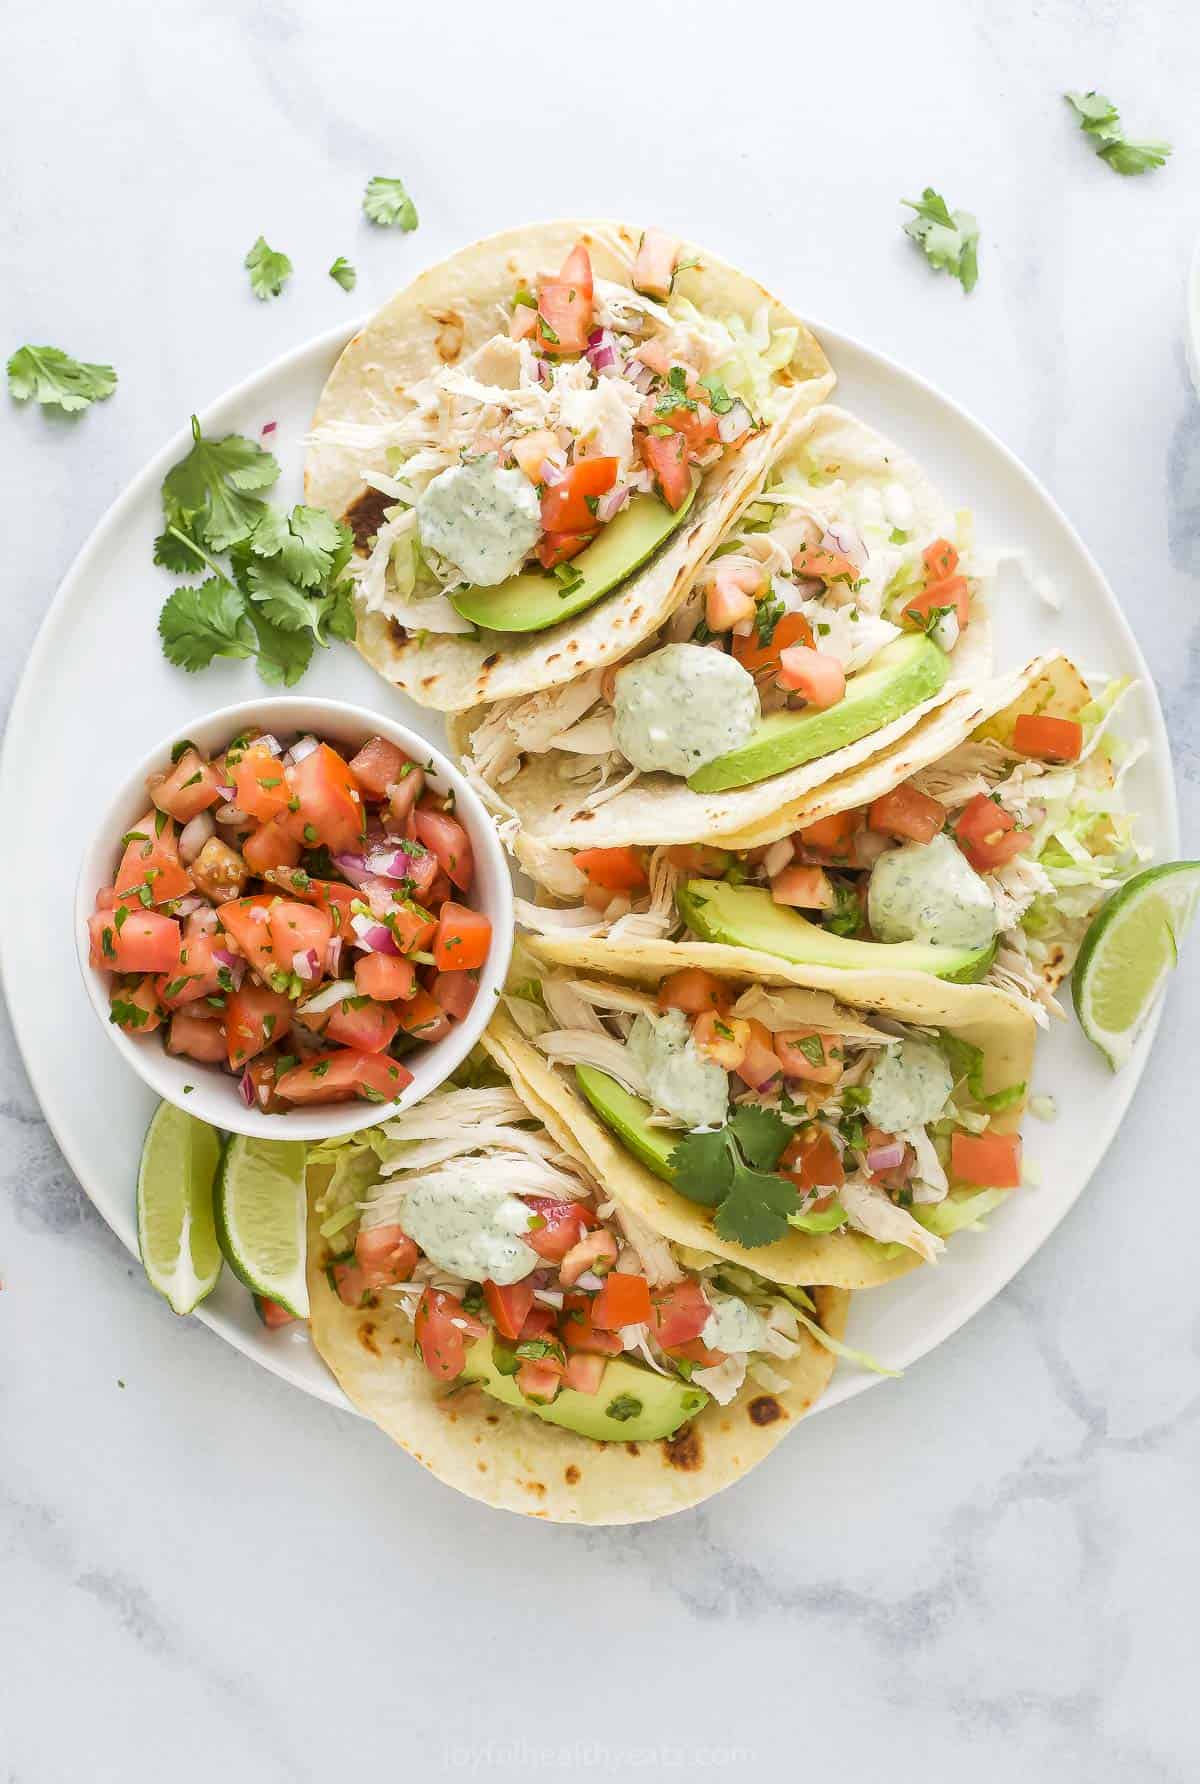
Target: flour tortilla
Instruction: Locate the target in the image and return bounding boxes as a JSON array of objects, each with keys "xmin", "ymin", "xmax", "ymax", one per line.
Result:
[
  {"xmin": 510, "ymin": 942, "xmax": 1035, "ymax": 1292},
  {"xmin": 305, "ymin": 219, "xmax": 834, "ymax": 713},
  {"xmin": 306, "ymin": 1027, "xmax": 847, "ymax": 1525},
  {"xmin": 451, "ymin": 406, "xmax": 994, "ymax": 844}
]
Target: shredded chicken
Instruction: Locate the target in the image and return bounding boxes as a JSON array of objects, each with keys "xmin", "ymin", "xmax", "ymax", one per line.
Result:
[
  {"xmin": 535, "ymin": 1029, "xmax": 651, "ymax": 1098},
  {"xmin": 839, "ymin": 1176, "xmax": 944, "ymax": 1265}
]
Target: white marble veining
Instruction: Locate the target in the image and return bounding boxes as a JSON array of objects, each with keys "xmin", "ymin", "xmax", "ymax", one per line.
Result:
[{"xmin": 3, "ymin": 1, "xmax": 1199, "ymax": 1777}]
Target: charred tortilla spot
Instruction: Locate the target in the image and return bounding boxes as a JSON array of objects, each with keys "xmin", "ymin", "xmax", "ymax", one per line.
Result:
[
  {"xmin": 430, "ymin": 309, "xmax": 465, "ymax": 363},
  {"xmin": 389, "ymin": 621, "xmax": 408, "ymax": 646},
  {"xmin": 477, "ymin": 1461, "xmax": 487, "ymax": 1473},
  {"xmin": 624, "ymin": 1442, "xmax": 640, "ymax": 1457},
  {"xmin": 522, "ymin": 1479, "xmax": 547, "ymax": 1497},
  {"xmin": 481, "ymin": 653, "xmax": 501, "ymax": 670},
  {"xmin": 663, "ymin": 1424, "xmax": 702, "ymax": 1472},
  {"xmin": 486, "ymin": 1414, "xmax": 500, "ymax": 1425},
  {"xmin": 343, "ymin": 485, "xmax": 394, "ymax": 552},
  {"xmin": 564, "ymin": 1465, "xmax": 581, "ymax": 1485},
  {"xmin": 357, "ymin": 1321, "xmax": 381, "ymax": 1358},
  {"xmin": 748, "ymin": 1395, "xmax": 785, "ymax": 1427}
]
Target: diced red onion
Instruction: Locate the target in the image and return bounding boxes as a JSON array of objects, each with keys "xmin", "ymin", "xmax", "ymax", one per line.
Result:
[
  {"xmin": 213, "ymin": 948, "xmax": 246, "ymax": 989},
  {"xmin": 822, "ymin": 522, "xmax": 866, "ymax": 569},
  {"xmin": 532, "ymin": 357, "xmax": 547, "ymax": 386},
  {"xmin": 332, "ymin": 851, "xmax": 372, "ymax": 889},
  {"xmin": 249, "ymin": 905, "xmax": 269, "ymax": 925},
  {"xmin": 178, "ymin": 813, "xmax": 216, "ymax": 866},
  {"xmin": 292, "ymin": 948, "xmax": 320, "ymax": 981},
  {"xmin": 174, "ymin": 892, "xmax": 207, "ymax": 916},
  {"xmin": 298, "ymin": 976, "xmax": 357, "ymax": 1016},
  {"xmin": 364, "ymin": 844, "xmax": 423, "ymax": 881},
  {"xmin": 717, "ymin": 399, "xmax": 753, "ymax": 444},
  {"xmin": 867, "ymin": 1140, "xmax": 906, "ymax": 1173},
  {"xmin": 763, "ymin": 838, "xmax": 795, "ymax": 879},
  {"xmin": 574, "ymin": 1270, "xmax": 606, "ymax": 1292},
  {"xmin": 260, "ymin": 421, "xmax": 277, "ymax": 438},
  {"xmin": 595, "ymin": 483, "xmax": 632, "ymax": 525},
  {"xmin": 283, "ymin": 735, "xmax": 320, "ymax": 768},
  {"xmin": 238, "ymin": 1069, "xmax": 255, "ymax": 1107},
  {"xmin": 350, "ymin": 913, "xmax": 400, "ymax": 955},
  {"xmin": 327, "ymin": 936, "xmax": 343, "ymax": 977},
  {"xmin": 585, "ymin": 327, "xmax": 618, "ymax": 373},
  {"xmin": 624, "ymin": 360, "xmax": 655, "ymax": 395},
  {"xmin": 256, "ymin": 733, "xmax": 283, "ymax": 757},
  {"xmin": 541, "ymin": 458, "xmax": 565, "ymax": 486}
]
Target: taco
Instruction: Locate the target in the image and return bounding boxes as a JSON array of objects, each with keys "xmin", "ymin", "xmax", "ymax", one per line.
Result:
[
  {"xmin": 304, "ymin": 221, "xmax": 834, "ymax": 713},
  {"xmin": 502, "ymin": 938, "xmax": 1035, "ymax": 1293},
  {"xmin": 508, "ymin": 653, "xmax": 1147, "ymax": 1022},
  {"xmin": 307, "ymin": 1032, "xmax": 850, "ymax": 1524},
  {"xmin": 451, "ymin": 405, "xmax": 992, "ymax": 837}
]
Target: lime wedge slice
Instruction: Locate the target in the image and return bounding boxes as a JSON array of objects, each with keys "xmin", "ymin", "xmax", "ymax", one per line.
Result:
[
  {"xmin": 215, "ymin": 1135, "xmax": 309, "ymax": 1318},
  {"xmin": 137, "ymin": 1102, "xmax": 223, "ymax": 1315},
  {"xmin": 1072, "ymin": 860, "xmax": 1200, "ymax": 1068}
]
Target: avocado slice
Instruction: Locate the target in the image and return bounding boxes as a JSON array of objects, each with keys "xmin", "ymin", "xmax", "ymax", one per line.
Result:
[
  {"xmin": 686, "ymin": 634, "xmax": 949, "ymax": 793},
  {"xmin": 462, "ymin": 1334, "xmax": 707, "ymax": 1441},
  {"xmin": 677, "ymin": 878, "xmax": 997, "ymax": 984},
  {"xmin": 575, "ymin": 1064, "xmax": 682, "ymax": 1185},
  {"xmin": 450, "ymin": 486, "xmax": 697, "ymax": 634}
]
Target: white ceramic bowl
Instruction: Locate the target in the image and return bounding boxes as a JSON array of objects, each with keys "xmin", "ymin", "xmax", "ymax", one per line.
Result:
[{"xmin": 74, "ymin": 695, "xmax": 514, "ymax": 1141}]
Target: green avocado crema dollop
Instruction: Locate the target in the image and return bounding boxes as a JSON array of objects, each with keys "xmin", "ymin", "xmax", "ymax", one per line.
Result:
[
  {"xmin": 865, "ymin": 1038, "xmax": 954, "ymax": 1133},
  {"xmin": 416, "ymin": 455, "xmax": 541, "ymax": 586},
  {"xmin": 627, "ymin": 1008, "xmax": 728, "ymax": 1129},
  {"xmin": 613, "ymin": 643, "xmax": 760, "ymax": 777},
  {"xmin": 868, "ymin": 832, "xmax": 999, "ymax": 950}
]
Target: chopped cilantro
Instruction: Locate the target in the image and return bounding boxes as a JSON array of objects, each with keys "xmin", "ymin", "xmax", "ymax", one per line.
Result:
[
  {"xmin": 328, "ymin": 256, "xmax": 357, "ymax": 291},
  {"xmin": 902, "ymin": 188, "xmax": 980, "ymax": 294},
  {"xmin": 7, "ymin": 344, "xmax": 117, "ymax": 413},
  {"xmin": 699, "ymin": 373, "xmax": 734, "ymax": 415},
  {"xmin": 363, "ymin": 176, "xmax": 419, "ymax": 231},
  {"xmin": 753, "ymin": 584, "xmax": 786, "ymax": 648},
  {"xmin": 605, "ymin": 1395, "xmax": 644, "ymax": 1423},
  {"xmin": 1064, "ymin": 90, "xmax": 1171, "ymax": 175},
  {"xmin": 244, "ymin": 237, "xmax": 293, "ymax": 301}
]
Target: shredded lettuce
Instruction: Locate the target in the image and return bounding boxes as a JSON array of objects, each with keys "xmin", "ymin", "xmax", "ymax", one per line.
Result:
[
  {"xmin": 913, "ymin": 1187, "xmax": 1011, "ymax": 1237},
  {"xmin": 940, "ymin": 1035, "xmax": 1026, "ymax": 1114},
  {"xmin": 672, "ymin": 298, "xmax": 799, "ymax": 419},
  {"xmin": 776, "ymin": 1285, "xmax": 899, "ymax": 1377}
]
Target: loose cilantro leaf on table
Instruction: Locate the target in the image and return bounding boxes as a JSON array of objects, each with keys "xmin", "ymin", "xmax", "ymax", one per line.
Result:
[
  {"xmin": 669, "ymin": 1107, "xmax": 800, "ymax": 1248},
  {"xmin": 363, "ymin": 176, "xmax": 419, "ymax": 231},
  {"xmin": 902, "ymin": 188, "xmax": 979, "ymax": 294},
  {"xmin": 1064, "ymin": 90, "xmax": 1171, "ymax": 176},
  {"xmin": 245, "ymin": 236, "xmax": 293, "ymax": 300},
  {"xmin": 7, "ymin": 345, "xmax": 117, "ymax": 413},
  {"xmin": 329, "ymin": 256, "xmax": 357, "ymax": 291}
]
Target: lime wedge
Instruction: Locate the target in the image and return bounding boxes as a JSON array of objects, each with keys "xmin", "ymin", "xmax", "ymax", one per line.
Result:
[
  {"xmin": 215, "ymin": 1135, "xmax": 310, "ymax": 1318},
  {"xmin": 137, "ymin": 1102, "xmax": 223, "ymax": 1315},
  {"xmin": 1072, "ymin": 860, "xmax": 1200, "ymax": 1069}
]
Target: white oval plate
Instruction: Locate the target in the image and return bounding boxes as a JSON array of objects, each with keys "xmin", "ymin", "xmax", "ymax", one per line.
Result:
[{"xmin": 0, "ymin": 319, "xmax": 1178, "ymax": 1414}]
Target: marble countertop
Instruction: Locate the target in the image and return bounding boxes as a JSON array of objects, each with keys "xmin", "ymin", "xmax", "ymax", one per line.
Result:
[{"xmin": 3, "ymin": 1, "xmax": 1198, "ymax": 1777}]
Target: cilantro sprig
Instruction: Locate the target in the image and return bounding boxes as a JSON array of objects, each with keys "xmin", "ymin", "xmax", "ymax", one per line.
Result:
[
  {"xmin": 7, "ymin": 345, "xmax": 117, "ymax": 413},
  {"xmin": 668, "ymin": 1107, "xmax": 799, "ymax": 1248},
  {"xmin": 328, "ymin": 256, "xmax": 357, "ymax": 291},
  {"xmin": 155, "ymin": 417, "xmax": 356, "ymax": 686},
  {"xmin": 363, "ymin": 176, "xmax": 419, "ymax": 231},
  {"xmin": 902, "ymin": 189, "xmax": 979, "ymax": 294},
  {"xmin": 244, "ymin": 236, "xmax": 293, "ymax": 301},
  {"xmin": 1064, "ymin": 91, "xmax": 1171, "ymax": 177}
]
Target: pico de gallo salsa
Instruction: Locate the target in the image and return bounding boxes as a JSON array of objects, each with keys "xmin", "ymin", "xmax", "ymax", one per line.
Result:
[{"xmin": 87, "ymin": 727, "xmax": 493, "ymax": 1109}]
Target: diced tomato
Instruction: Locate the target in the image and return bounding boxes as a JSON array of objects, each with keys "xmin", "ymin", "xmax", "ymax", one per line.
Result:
[
  {"xmin": 414, "ymin": 1287, "xmax": 481, "ymax": 1380},
  {"xmin": 354, "ymin": 1223, "xmax": 419, "ymax": 1290},
  {"xmin": 574, "ymin": 846, "xmax": 647, "ymax": 892},
  {"xmin": 666, "ymin": 843, "xmax": 734, "ymax": 875},
  {"xmin": 692, "ymin": 1010, "xmax": 750, "ymax": 1070},
  {"xmin": 732, "ymin": 610, "xmax": 813, "ymax": 677},
  {"xmin": 639, "ymin": 429, "xmax": 691, "ymax": 510},
  {"xmin": 791, "ymin": 545, "xmax": 858, "ymax": 583},
  {"xmin": 559, "ymin": 1228, "xmax": 619, "ymax": 1286},
  {"xmin": 648, "ymin": 393, "xmax": 721, "ymax": 458},
  {"xmin": 782, "ymin": 1125, "xmax": 845, "ymax": 1192},
  {"xmin": 224, "ymin": 982, "xmax": 292, "ymax": 1068},
  {"xmin": 242, "ymin": 817, "xmax": 302, "ymax": 876},
  {"xmin": 287, "ymin": 743, "xmax": 364, "ymax": 854},
  {"xmin": 483, "ymin": 1279, "xmax": 535, "ymax": 1341},
  {"xmin": 632, "ymin": 227, "xmax": 681, "ymax": 299},
  {"xmin": 155, "ymin": 927, "xmax": 223, "ymax": 1010},
  {"xmin": 536, "ymin": 530, "xmax": 594, "ymax": 569},
  {"xmin": 387, "ymin": 767, "xmax": 425, "ymax": 827},
  {"xmin": 267, "ymin": 900, "xmax": 333, "ymax": 979},
  {"xmin": 89, "ymin": 908, "xmax": 181, "ymax": 975},
  {"xmin": 953, "ymin": 793, "xmax": 1032, "ymax": 872},
  {"xmin": 869, "ymin": 783, "xmax": 946, "ymax": 844},
  {"xmin": 923, "ymin": 539, "xmax": 959, "ymax": 582},
  {"xmin": 414, "ymin": 808, "xmax": 474, "ymax": 892},
  {"xmin": 217, "ymin": 895, "xmax": 278, "ymax": 976},
  {"xmin": 536, "ymin": 243, "xmax": 594, "ymax": 353},
  {"xmin": 231, "ymin": 743, "xmax": 291, "ymax": 823},
  {"xmin": 734, "ymin": 1017, "xmax": 783, "ymax": 1092},
  {"xmin": 951, "ymin": 1130, "xmax": 1023, "ymax": 1188},
  {"xmin": 109, "ymin": 976, "xmax": 163, "ymax": 1034},
  {"xmin": 516, "ymin": 1360, "xmax": 562, "ymax": 1403},
  {"xmin": 347, "ymin": 736, "xmax": 408, "ymax": 799},
  {"xmin": 651, "ymin": 1279, "xmax": 711, "ymax": 1350},
  {"xmin": 354, "ymin": 953, "xmax": 417, "ymax": 1002},
  {"xmin": 667, "ymin": 1336, "xmax": 727, "ymax": 1368},
  {"xmin": 113, "ymin": 814, "xmax": 192, "ymax": 906},
  {"xmin": 563, "ymin": 1352, "xmax": 607, "ymax": 1395},
  {"xmin": 560, "ymin": 1294, "xmax": 625, "ymax": 1356},
  {"xmin": 794, "ymin": 809, "xmax": 861, "ymax": 862},
  {"xmin": 591, "ymin": 1273, "xmax": 652, "ymax": 1330},
  {"xmin": 1012, "ymin": 713, "xmax": 1084, "ymax": 764},
  {"xmin": 166, "ymin": 1008, "xmax": 227, "ymax": 1063},
  {"xmin": 394, "ymin": 988, "xmax": 453, "ymax": 1043},
  {"xmin": 704, "ymin": 563, "xmax": 760, "ymax": 633},
  {"xmin": 384, "ymin": 900, "xmax": 438, "ymax": 955},
  {"xmin": 433, "ymin": 903, "xmax": 491, "ymax": 972},
  {"xmin": 511, "ymin": 429, "xmax": 559, "ymax": 483},
  {"xmin": 323, "ymin": 997, "xmax": 400, "ymax": 1054},
  {"xmin": 275, "ymin": 1050, "xmax": 412, "ymax": 1106},
  {"xmin": 149, "ymin": 748, "xmax": 221, "ymax": 823},
  {"xmin": 778, "ymin": 645, "xmax": 846, "ymax": 708},
  {"xmin": 519, "ymin": 1304, "xmax": 558, "ymax": 1341},
  {"xmin": 540, "ymin": 457, "xmax": 618, "ymax": 533},
  {"xmin": 331, "ymin": 1259, "xmax": 370, "ymax": 1308},
  {"xmin": 246, "ymin": 1054, "xmax": 285, "ymax": 1113},
  {"xmin": 523, "ymin": 1197, "xmax": 596, "ymax": 1262},
  {"xmin": 775, "ymin": 1030, "xmax": 844, "ymax": 1086},
  {"xmin": 903, "ymin": 577, "xmax": 970, "ymax": 632},
  {"xmin": 658, "ymin": 968, "xmax": 725, "ymax": 1015},
  {"xmin": 263, "ymin": 873, "xmax": 358, "ymax": 932},
  {"xmin": 430, "ymin": 970, "xmax": 476, "ymax": 1021},
  {"xmin": 771, "ymin": 865, "xmax": 836, "ymax": 909},
  {"xmin": 255, "ymin": 1296, "xmax": 297, "ymax": 1329}
]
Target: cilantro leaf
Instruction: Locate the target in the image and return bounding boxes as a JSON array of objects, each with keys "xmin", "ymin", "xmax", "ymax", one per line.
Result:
[
  {"xmin": 276, "ymin": 504, "xmax": 345, "ymax": 587},
  {"xmin": 7, "ymin": 344, "xmax": 117, "ymax": 413},
  {"xmin": 1064, "ymin": 90, "xmax": 1171, "ymax": 177},
  {"xmin": 159, "ymin": 578, "xmax": 256, "ymax": 671},
  {"xmin": 669, "ymin": 1110, "xmax": 799, "ymax": 1248},
  {"xmin": 727, "ymin": 1105, "xmax": 791, "ymax": 1171},
  {"xmin": 902, "ymin": 188, "xmax": 980, "ymax": 294},
  {"xmin": 329, "ymin": 256, "xmax": 357, "ymax": 291},
  {"xmin": 363, "ymin": 176, "xmax": 419, "ymax": 231},
  {"xmin": 713, "ymin": 1163, "xmax": 799, "ymax": 1250},
  {"xmin": 161, "ymin": 416, "xmax": 280, "ymax": 553},
  {"xmin": 249, "ymin": 610, "xmax": 315, "ymax": 687},
  {"xmin": 667, "ymin": 1129, "xmax": 732, "ymax": 1208},
  {"xmin": 244, "ymin": 236, "xmax": 293, "ymax": 300}
]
